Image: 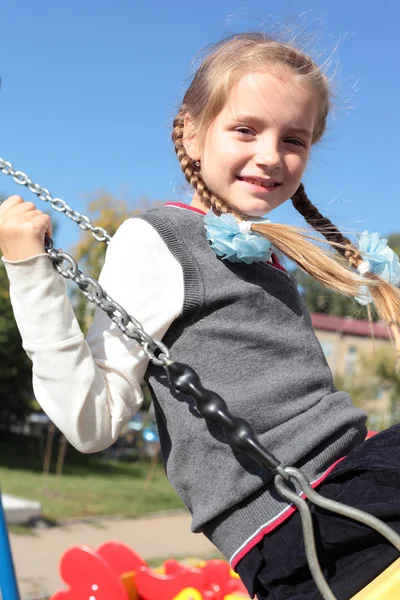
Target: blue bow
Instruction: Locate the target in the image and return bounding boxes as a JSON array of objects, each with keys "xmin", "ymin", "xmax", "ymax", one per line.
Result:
[
  {"xmin": 355, "ymin": 231, "xmax": 400, "ymax": 305},
  {"xmin": 204, "ymin": 210, "xmax": 272, "ymax": 264}
]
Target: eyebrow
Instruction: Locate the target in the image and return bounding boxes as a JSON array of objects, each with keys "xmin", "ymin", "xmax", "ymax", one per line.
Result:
[
  {"xmin": 287, "ymin": 126, "xmax": 313, "ymax": 140},
  {"xmin": 231, "ymin": 114, "xmax": 313, "ymax": 139}
]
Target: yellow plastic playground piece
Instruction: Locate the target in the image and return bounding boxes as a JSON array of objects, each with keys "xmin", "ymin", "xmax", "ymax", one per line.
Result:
[
  {"xmin": 121, "ymin": 570, "xmax": 138, "ymax": 600},
  {"xmin": 172, "ymin": 588, "xmax": 203, "ymax": 600},
  {"xmin": 351, "ymin": 557, "xmax": 400, "ymax": 599},
  {"xmin": 171, "ymin": 591, "xmax": 249, "ymax": 600},
  {"xmin": 229, "ymin": 569, "xmax": 241, "ymax": 580}
]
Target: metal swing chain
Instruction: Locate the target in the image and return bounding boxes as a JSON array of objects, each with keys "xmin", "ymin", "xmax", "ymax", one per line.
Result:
[
  {"xmin": 0, "ymin": 158, "xmax": 112, "ymax": 244},
  {"xmin": 2, "ymin": 158, "xmax": 400, "ymax": 600},
  {"xmin": 0, "ymin": 158, "xmax": 170, "ymax": 367},
  {"xmin": 45, "ymin": 238, "xmax": 172, "ymax": 367}
]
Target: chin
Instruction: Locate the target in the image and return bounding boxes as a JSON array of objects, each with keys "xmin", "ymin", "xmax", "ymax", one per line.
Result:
[{"xmin": 236, "ymin": 201, "xmax": 275, "ymax": 218}]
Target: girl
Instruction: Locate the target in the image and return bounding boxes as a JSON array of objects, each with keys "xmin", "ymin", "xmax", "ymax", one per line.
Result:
[{"xmin": 1, "ymin": 33, "xmax": 400, "ymax": 600}]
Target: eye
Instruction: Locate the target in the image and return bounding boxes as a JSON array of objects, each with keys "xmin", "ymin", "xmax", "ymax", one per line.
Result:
[
  {"xmin": 235, "ymin": 126, "xmax": 255, "ymax": 136},
  {"xmin": 284, "ymin": 138, "xmax": 306, "ymax": 148}
]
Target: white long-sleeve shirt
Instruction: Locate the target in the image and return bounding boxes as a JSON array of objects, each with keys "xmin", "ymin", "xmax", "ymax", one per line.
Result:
[{"xmin": 3, "ymin": 218, "xmax": 184, "ymax": 452}]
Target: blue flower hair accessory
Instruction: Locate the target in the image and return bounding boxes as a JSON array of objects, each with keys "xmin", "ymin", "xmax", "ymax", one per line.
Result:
[
  {"xmin": 204, "ymin": 209, "xmax": 272, "ymax": 264},
  {"xmin": 355, "ymin": 230, "xmax": 400, "ymax": 305}
]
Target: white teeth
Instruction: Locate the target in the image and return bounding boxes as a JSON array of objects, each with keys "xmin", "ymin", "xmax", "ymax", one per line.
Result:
[{"xmin": 242, "ymin": 178, "xmax": 276, "ymax": 188}]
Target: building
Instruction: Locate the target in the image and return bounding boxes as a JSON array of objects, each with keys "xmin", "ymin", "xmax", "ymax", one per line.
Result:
[{"xmin": 311, "ymin": 313, "xmax": 395, "ymax": 429}]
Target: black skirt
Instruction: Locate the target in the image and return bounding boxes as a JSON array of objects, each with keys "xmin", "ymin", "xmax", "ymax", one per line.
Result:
[{"xmin": 236, "ymin": 423, "xmax": 400, "ymax": 600}]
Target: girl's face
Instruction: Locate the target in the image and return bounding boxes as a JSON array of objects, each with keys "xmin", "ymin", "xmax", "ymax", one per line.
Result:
[{"xmin": 188, "ymin": 70, "xmax": 320, "ymax": 217}]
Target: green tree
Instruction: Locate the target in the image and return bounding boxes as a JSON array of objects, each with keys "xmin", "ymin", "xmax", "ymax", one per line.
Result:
[
  {"xmin": 387, "ymin": 233, "xmax": 400, "ymax": 258},
  {"xmin": 334, "ymin": 348, "xmax": 400, "ymax": 430},
  {"xmin": 359, "ymin": 348, "xmax": 400, "ymax": 426},
  {"xmin": 0, "ymin": 270, "xmax": 34, "ymax": 426},
  {"xmin": 333, "ymin": 373, "xmax": 375, "ymax": 411}
]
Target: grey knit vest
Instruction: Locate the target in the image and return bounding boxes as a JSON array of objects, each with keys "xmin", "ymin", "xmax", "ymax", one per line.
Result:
[{"xmin": 140, "ymin": 204, "xmax": 367, "ymax": 564}]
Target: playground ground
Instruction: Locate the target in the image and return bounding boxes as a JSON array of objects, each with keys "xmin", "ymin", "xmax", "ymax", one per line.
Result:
[{"xmin": 9, "ymin": 510, "xmax": 218, "ymax": 600}]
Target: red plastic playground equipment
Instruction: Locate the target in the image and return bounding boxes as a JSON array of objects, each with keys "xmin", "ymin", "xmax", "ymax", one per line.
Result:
[
  {"xmin": 1, "ymin": 160, "xmax": 400, "ymax": 600},
  {"xmin": 49, "ymin": 541, "xmax": 249, "ymax": 600},
  {"xmin": 47, "ymin": 540, "xmax": 400, "ymax": 600}
]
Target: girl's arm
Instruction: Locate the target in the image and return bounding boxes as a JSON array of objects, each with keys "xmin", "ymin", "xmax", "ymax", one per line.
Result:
[{"xmin": 3, "ymin": 217, "xmax": 184, "ymax": 452}]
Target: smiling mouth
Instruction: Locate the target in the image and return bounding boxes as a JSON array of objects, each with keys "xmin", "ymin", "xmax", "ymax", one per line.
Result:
[{"xmin": 236, "ymin": 176, "xmax": 282, "ymax": 189}]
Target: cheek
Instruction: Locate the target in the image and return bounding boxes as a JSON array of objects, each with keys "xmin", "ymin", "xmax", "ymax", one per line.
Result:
[
  {"xmin": 204, "ymin": 131, "xmax": 245, "ymax": 166},
  {"xmin": 287, "ymin": 153, "xmax": 308, "ymax": 179}
]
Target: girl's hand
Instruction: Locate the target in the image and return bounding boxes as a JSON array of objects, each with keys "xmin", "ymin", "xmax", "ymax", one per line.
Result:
[{"xmin": 0, "ymin": 195, "xmax": 52, "ymax": 261}]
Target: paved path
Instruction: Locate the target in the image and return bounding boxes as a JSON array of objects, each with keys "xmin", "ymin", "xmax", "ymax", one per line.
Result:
[{"xmin": 9, "ymin": 512, "xmax": 217, "ymax": 600}]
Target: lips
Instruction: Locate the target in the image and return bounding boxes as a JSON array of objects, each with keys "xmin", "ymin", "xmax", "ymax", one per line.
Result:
[{"xmin": 237, "ymin": 176, "xmax": 281, "ymax": 189}]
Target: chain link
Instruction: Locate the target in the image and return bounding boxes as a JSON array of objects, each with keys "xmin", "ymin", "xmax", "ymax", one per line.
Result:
[
  {"xmin": 0, "ymin": 159, "xmax": 172, "ymax": 368},
  {"xmin": 45, "ymin": 239, "xmax": 172, "ymax": 367},
  {"xmin": 0, "ymin": 158, "xmax": 112, "ymax": 244}
]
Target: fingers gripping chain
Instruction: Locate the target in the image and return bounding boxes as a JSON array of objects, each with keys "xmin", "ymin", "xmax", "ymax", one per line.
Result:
[
  {"xmin": 1, "ymin": 159, "xmax": 400, "ymax": 600},
  {"xmin": 0, "ymin": 158, "xmax": 111, "ymax": 243}
]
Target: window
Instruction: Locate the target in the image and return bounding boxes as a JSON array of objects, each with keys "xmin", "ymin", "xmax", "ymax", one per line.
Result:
[
  {"xmin": 345, "ymin": 346, "xmax": 358, "ymax": 375},
  {"xmin": 320, "ymin": 341, "xmax": 333, "ymax": 360},
  {"xmin": 372, "ymin": 387, "xmax": 384, "ymax": 401}
]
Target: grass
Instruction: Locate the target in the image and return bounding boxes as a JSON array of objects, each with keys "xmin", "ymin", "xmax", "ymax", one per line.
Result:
[{"xmin": 0, "ymin": 433, "xmax": 185, "ymax": 522}]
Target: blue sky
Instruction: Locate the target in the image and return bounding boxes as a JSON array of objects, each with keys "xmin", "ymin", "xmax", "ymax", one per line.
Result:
[{"xmin": 0, "ymin": 0, "xmax": 399, "ymax": 252}]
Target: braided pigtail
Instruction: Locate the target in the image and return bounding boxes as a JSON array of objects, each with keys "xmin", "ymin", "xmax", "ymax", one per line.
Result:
[
  {"xmin": 172, "ymin": 107, "xmax": 249, "ymax": 219},
  {"xmin": 290, "ymin": 184, "xmax": 400, "ymax": 359},
  {"xmin": 291, "ymin": 184, "xmax": 361, "ymax": 264}
]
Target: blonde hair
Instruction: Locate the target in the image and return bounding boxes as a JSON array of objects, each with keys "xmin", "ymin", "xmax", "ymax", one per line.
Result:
[{"xmin": 172, "ymin": 32, "xmax": 400, "ymax": 351}]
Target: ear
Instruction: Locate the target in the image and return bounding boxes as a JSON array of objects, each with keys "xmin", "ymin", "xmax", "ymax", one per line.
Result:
[{"xmin": 183, "ymin": 113, "xmax": 200, "ymax": 161}]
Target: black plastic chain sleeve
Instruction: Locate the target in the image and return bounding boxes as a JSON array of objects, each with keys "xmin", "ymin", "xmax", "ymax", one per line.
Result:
[{"xmin": 165, "ymin": 361, "xmax": 288, "ymax": 478}]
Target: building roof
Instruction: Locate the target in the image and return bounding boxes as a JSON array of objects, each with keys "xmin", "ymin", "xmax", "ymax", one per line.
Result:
[{"xmin": 310, "ymin": 312, "xmax": 392, "ymax": 340}]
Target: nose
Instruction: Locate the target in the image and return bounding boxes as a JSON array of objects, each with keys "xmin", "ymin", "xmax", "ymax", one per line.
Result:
[{"xmin": 254, "ymin": 136, "xmax": 282, "ymax": 170}]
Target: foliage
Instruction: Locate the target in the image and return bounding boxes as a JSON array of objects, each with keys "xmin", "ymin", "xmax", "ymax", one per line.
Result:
[
  {"xmin": 359, "ymin": 347, "xmax": 400, "ymax": 426},
  {"xmin": 386, "ymin": 233, "xmax": 400, "ymax": 258},
  {"xmin": 0, "ymin": 262, "xmax": 35, "ymax": 426},
  {"xmin": 335, "ymin": 347, "xmax": 400, "ymax": 430},
  {"xmin": 333, "ymin": 373, "xmax": 374, "ymax": 412},
  {"xmin": 359, "ymin": 348, "xmax": 400, "ymax": 393}
]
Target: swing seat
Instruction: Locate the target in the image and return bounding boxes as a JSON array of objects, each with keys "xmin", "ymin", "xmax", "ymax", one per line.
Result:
[{"xmin": 350, "ymin": 557, "xmax": 400, "ymax": 599}]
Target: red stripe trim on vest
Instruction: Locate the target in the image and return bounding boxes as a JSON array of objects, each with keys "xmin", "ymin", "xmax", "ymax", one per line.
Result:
[
  {"xmin": 165, "ymin": 202, "xmax": 206, "ymax": 216},
  {"xmin": 270, "ymin": 252, "xmax": 286, "ymax": 272}
]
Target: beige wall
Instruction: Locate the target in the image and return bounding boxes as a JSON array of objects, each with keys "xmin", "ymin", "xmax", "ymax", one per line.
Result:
[{"xmin": 315, "ymin": 330, "xmax": 391, "ymax": 379}]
